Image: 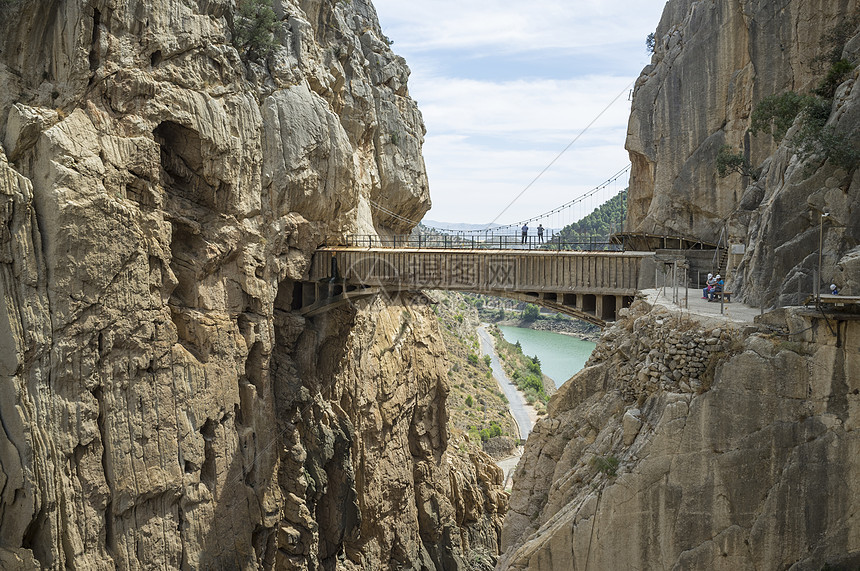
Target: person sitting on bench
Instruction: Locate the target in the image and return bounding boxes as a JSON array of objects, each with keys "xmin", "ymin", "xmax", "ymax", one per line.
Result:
[
  {"xmin": 702, "ymin": 273, "xmax": 715, "ymax": 299},
  {"xmin": 708, "ymin": 275, "xmax": 724, "ymax": 301}
]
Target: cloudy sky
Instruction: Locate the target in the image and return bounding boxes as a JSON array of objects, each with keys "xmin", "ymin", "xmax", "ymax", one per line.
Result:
[{"xmin": 372, "ymin": 0, "xmax": 668, "ymax": 228}]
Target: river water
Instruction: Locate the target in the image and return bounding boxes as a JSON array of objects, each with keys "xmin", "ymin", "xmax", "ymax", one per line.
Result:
[{"xmin": 497, "ymin": 325, "xmax": 596, "ymax": 386}]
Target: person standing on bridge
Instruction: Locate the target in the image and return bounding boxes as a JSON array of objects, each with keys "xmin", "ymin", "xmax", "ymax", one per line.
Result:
[
  {"xmin": 537, "ymin": 224, "xmax": 544, "ymax": 243},
  {"xmin": 521, "ymin": 223, "xmax": 529, "ymax": 244}
]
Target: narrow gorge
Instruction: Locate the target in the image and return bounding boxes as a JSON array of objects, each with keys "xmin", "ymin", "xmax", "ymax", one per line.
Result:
[{"xmin": 0, "ymin": 0, "xmax": 859, "ymax": 570}]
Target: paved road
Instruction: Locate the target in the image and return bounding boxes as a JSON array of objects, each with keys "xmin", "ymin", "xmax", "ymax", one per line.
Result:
[{"xmin": 477, "ymin": 326, "xmax": 533, "ymax": 441}]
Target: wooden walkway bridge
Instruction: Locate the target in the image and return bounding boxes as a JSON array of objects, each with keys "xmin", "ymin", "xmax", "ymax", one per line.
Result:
[{"xmin": 293, "ymin": 244, "xmax": 657, "ymax": 326}]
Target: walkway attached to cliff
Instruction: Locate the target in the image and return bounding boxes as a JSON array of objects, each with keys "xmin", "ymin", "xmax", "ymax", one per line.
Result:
[
  {"xmin": 643, "ymin": 287, "xmax": 762, "ymax": 325},
  {"xmin": 296, "ymin": 239, "xmax": 658, "ymax": 326}
]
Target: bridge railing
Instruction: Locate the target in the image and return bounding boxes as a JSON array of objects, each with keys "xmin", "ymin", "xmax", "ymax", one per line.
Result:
[{"xmin": 332, "ymin": 234, "xmax": 623, "ymax": 251}]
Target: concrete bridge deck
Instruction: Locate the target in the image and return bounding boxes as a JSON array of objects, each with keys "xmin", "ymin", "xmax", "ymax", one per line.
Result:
[{"xmin": 296, "ymin": 247, "xmax": 657, "ymax": 326}]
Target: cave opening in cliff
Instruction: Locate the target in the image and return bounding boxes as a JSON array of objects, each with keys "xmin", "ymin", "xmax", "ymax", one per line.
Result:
[
  {"xmin": 168, "ymin": 221, "xmax": 201, "ymax": 309},
  {"xmin": 154, "ymin": 121, "xmax": 224, "ymax": 214},
  {"xmin": 166, "ymin": 219, "xmax": 214, "ymax": 360},
  {"xmin": 88, "ymin": 8, "xmax": 101, "ymax": 74},
  {"xmin": 200, "ymin": 418, "xmax": 216, "ymax": 490}
]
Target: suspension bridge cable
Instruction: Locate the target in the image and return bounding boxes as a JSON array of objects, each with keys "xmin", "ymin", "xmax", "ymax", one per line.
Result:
[
  {"xmin": 484, "ymin": 79, "xmax": 636, "ymax": 227},
  {"xmin": 364, "ymin": 81, "xmax": 637, "ymax": 234},
  {"xmin": 480, "ymin": 165, "xmax": 630, "ymax": 233},
  {"xmin": 367, "ymin": 199, "xmax": 417, "ymax": 226},
  {"xmin": 420, "ymin": 164, "xmax": 630, "ymax": 235},
  {"xmin": 366, "ymin": 164, "xmax": 631, "ymax": 235}
]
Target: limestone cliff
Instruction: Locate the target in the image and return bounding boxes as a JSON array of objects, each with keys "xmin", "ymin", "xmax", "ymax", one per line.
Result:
[
  {"xmin": 626, "ymin": 0, "xmax": 860, "ymax": 306},
  {"xmin": 0, "ymin": 0, "xmax": 504, "ymax": 569},
  {"xmin": 499, "ymin": 301, "xmax": 860, "ymax": 569},
  {"xmin": 498, "ymin": 1, "xmax": 860, "ymax": 568}
]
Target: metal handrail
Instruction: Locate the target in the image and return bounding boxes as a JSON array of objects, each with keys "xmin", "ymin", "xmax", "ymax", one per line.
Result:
[{"xmin": 327, "ymin": 235, "xmax": 622, "ymax": 251}]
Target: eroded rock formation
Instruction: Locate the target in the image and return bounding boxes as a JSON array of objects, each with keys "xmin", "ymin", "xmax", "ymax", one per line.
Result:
[
  {"xmin": 0, "ymin": 0, "xmax": 505, "ymax": 568},
  {"xmin": 499, "ymin": 1, "xmax": 860, "ymax": 568},
  {"xmin": 499, "ymin": 301, "xmax": 860, "ymax": 569},
  {"xmin": 626, "ymin": 0, "xmax": 860, "ymax": 306}
]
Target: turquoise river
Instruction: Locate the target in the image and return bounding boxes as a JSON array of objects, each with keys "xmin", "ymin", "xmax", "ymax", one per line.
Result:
[{"xmin": 497, "ymin": 325, "xmax": 597, "ymax": 386}]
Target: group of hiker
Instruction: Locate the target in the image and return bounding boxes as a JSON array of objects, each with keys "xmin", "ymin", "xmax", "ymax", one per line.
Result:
[
  {"xmin": 702, "ymin": 273, "xmax": 725, "ymax": 301},
  {"xmin": 701, "ymin": 272, "xmax": 841, "ymax": 302},
  {"xmin": 521, "ymin": 223, "xmax": 545, "ymax": 244}
]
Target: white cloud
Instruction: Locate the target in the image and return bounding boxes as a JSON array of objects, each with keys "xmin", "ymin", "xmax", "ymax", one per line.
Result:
[
  {"xmin": 370, "ymin": 0, "xmax": 667, "ymax": 225},
  {"xmin": 374, "ymin": 0, "xmax": 666, "ymax": 54},
  {"xmin": 422, "ymin": 133, "xmax": 631, "ymax": 226},
  {"xmin": 414, "ymin": 75, "xmax": 634, "ymax": 141}
]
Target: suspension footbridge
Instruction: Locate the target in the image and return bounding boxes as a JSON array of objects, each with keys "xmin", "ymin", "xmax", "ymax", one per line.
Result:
[{"xmin": 291, "ymin": 166, "xmax": 720, "ymax": 326}]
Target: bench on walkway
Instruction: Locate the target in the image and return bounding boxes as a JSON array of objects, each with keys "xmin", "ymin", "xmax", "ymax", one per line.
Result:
[{"xmin": 709, "ymin": 291, "xmax": 732, "ymax": 302}]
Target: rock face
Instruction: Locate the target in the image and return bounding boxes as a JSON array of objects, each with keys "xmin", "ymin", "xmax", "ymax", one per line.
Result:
[
  {"xmin": 0, "ymin": 0, "xmax": 505, "ymax": 569},
  {"xmin": 499, "ymin": 301, "xmax": 860, "ymax": 570},
  {"xmin": 498, "ymin": 1, "xmax": 860, "ymax": 567},
  {"xmin": 626, "ymin": 0, "xmax": 860, "ymax": 306}
]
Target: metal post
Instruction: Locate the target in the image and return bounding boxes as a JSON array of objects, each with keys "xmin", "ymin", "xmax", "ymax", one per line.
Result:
[
  {"xmin": 685, "ymin": 267, "xmax": 688, "ymax": 309},
  {"xmin": 673, "ymin": 261, "xmax": 678, "ymax": 304},
  {"xmin": 818, "ymin": 212, "xmax": 828, "ymax": 305},
  {"xmin": 814, "ymin": 269, "xmax": 819, "ymax": 303}
]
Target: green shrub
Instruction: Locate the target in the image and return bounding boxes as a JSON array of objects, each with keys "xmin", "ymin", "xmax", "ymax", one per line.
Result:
[
  {"xmin": 749, "ymin": 92, "xmax": 815, "ymax": 142},
  {"xmin": 233, "ymin": 0, "xmax": 279, "ymax": 59},
  {"xmin": 467, "ymin": 352, "xmax": 479, "ymax": 366},
  {"xmin": 813, "ymin": 59, "xmax": 854, "ymax": 99},
  {"xmin": 522, "ymin": 304, "xmax": 540, "ymax": 322},
  {"xmin": 750, "ymin": 91, "xmax": 859, "ymax": 172},
  {"xmin": 591, "ymin": 456, "xmax": 620, "ymax": 477},
  {"xmin": 716, "ymin": 145, "xmax": 758, "ymax": 180},
  {"xmin": 465, "ymin": 395, "xmax": 474, "ymax": 407},
  {"xmin": 811, "ymin": 16, "xmax": 860, "ymax": 71},
  {"xmin": 483, "ymin": 355, "xmax": 492, "ymax": 367}
]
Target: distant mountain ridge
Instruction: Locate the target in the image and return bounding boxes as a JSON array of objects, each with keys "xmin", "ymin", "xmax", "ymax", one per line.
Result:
[
  {"xmin": 421, "ymin": 220, "xmax": 503, "ymax": 232},
  {"xmin": 422, "ymin": 220, "xmax": 563, "ymax": 234}
]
